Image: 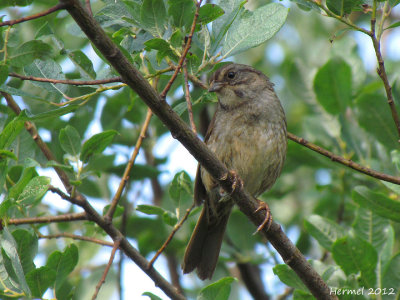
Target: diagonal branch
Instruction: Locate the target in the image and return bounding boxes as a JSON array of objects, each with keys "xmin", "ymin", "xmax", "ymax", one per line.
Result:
[
  {"xmin": 105, "ymin": 108, "xmax": 153, "ymax": 221},
  {"xmin": 287, "ymin": 132, "xmax": 400, "ymax": 184},
  {"xmin": 0, "ymin": 3, "xmax": 67, "ymax": 27},
  {"xmin": 60, "ymin": 0, "xmax": 336, "ymax": 298}
]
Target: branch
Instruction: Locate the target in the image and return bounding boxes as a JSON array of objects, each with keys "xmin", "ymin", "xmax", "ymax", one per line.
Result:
[
  {"xmin": 39, "ymin": 233, "xmax": 113, "ymax": 247},
  {"xmin": 183, "ymin": 62, "xmax": 197, "ymax": 134},
  {"xmin": 5, "ymin": 90, "xmax": 185, "ymax": 299},
  {"xmin": 92, "ymin": 239, "xmax": 121, "ymax": 300},
  {"xmin": 10, "ymin": 73, "xmax": 122, "ymax": 85},
  {"xmin": 148, "ymin": 203, "xmax": 195, "ymax": 268},
  {"xmin": 8, "ymin": 212, "xmax": 87, "ymax": 225},
  {"xmin": 61, "ymin": 0, "xmax": 335, "ymax": 298},
  {"xmin": 369, "ymin": 21, "xmax": 400, "ymax": 139},
  {"xmin": 105, "ymin": 108, "xmax": 153, "ymax": 221},
  {"xmin": 160, "ymin": 0, "xmax": 203, "ymax": 98},
  {"xmin": 287, "ymin": 132, "xmax": 400, "ymax": 184},
  {"xmin": 0, "ymin": 3, "xmax": 67, "ymax": 27}
]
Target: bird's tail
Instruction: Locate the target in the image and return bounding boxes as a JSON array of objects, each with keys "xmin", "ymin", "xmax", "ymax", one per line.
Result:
[{"xmin": 182, "ymin": 202, "xmax": 232, "ymax": 280}]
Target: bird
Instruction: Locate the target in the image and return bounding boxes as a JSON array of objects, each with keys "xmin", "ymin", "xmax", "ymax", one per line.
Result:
[{"xmin": 182, "ymin": 63, "xmax": 287, "ymax": 280}]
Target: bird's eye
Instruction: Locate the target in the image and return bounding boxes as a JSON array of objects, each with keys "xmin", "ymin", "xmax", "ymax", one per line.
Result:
[{"xmin": 227, "ymin": 71, "xmax": 235, "ymax": 79}]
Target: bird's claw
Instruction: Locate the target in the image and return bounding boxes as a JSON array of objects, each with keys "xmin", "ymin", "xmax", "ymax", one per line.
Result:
[{"xmin": 254, "ymin": 200, "xmax": 272, "ymax": 234}]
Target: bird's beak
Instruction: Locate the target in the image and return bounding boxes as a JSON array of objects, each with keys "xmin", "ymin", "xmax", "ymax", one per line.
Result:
[{"xmin": 208, "ymin": 81, "xmax": 224, "ymax": 92}]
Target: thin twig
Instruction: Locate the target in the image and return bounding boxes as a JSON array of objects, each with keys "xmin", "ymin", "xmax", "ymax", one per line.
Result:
[
  {"xmin": 0, "ymin": 3, "xmax": 68, "ymax": 27},
  {"xmin": 85, "ymin": 0, "xmax": 93, "ymax": 16},
  {"xmin": 148, "ymin": 203, "xmax": 195, "ymax": 268},
  {"xmin": 10, "ymin": 73, "xmax": 122, "ymax": 85},
  {"xmin": 92, "ymin": 239, "xmax": 121, "ymax": 300},
  {"xmin": 105, "ymin": 108, "xmax": 153, "ymax": 221},
  {"xmin": 48, "ymin": 185, "xmax": 84, "ymax": 205},
  {"xmin": 8, "ymin": 212, "xmax": 87, "ymax": 225},
  {"xmin": 183, "ymin": 62, "xmax": 197, "ymax": 134},
  {"xmin": 287, "ymin": 132, "xmax": 400, "ymax": 184},
  {"xmin": 160, "ymin": 0, "xmax": 203, "ymax": 99},
  {"xmin": 39, "ymin": 233, "xmax": 113, "ymax": 246},
  {"xmin": 369, "ymin": 16, "xmax": 400, "ymax": 139}
]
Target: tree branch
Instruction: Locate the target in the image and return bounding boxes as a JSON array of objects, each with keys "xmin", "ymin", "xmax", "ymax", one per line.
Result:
[
  {"xmin": 10, "ymin": 72, "xmax": 122, "ymax": 85},
  {"xmin": 287, "ymin": 132, "xmax": 400, "ymax": 185},
  {"xmin": 92, "ymin": 239, "xmax": 121, "ymax": 300},
  {"xmin": 60, "ymin": 0, "xmax": 335, "ymax": 298},
  {"xmin": 8, "ymin": 212, "xmax": 87, "ymax": 225},
  {"xmin": 105, "ymin": 108, "xmax": 153, "ymax": 221},
  {"xmin": 160, "ymin": 0, "xmax": 203, "ymax": 98},
  {"xmin": 39, "ymin": 233, "xmax": 113, "ymax": 247},
  {"xmin": 0, "ymin": 3, "xmax": 67, "ymax": 27}
]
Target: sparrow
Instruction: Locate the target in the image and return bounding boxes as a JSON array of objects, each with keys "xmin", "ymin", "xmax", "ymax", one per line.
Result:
[{"xmin": 182, "ymin": 63, "xmax": 287, "ymax": 280}]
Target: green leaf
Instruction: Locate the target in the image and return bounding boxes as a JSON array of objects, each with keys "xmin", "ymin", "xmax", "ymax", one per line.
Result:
[
  {"xmin": 9, "ymin": 40, "xmax": 53, "ymax": 67},
  {"xmin": 0, "ymin": 64, "xmax": 9, "ymax": 85},
  {"xmin": 162, "ymin": 211, "xmax": 178, "ymax": 226},
  {"xmin": 6, "ymin": 166, "xmax": 37, "ymax": 203},
  {"xmin": 16, "ymin": 176, "xmax": 50, "ymax": 205},
  {"xmin": 355, "ymin": 93, "xmax": 398, "ymax": 149},
  {"xmin": 136, "ymin": 204, "xmax": 165, "ymax": 216},
  {"xmin": 59, "ymin": 125, "xmax": 82, "ymax": 156},
  {"xmin": 142, "ymin": 292, "xmax": 163, "ymax": 300},
  {"xmin": 353, "ymin": 207, "xmax": 390, "ymax": 254},
  {"xmin": 140, "ymin": 0, "xmax": 167, "ymax": 37},
  {"xmin": 144, "ymin": 38, "xmax": 177, "ymax": 62},
  {"xmin": 352, "ymin": 186, "xmax": 400, "ymax": 222},
  {"xmin": 273, "ymin": 264, "xmax": 308, "ymax": 292},
  {"xmin": 313, "ymin": 57, "xmax": 352, "ymax": 115},
  {"xmin": 80, "ymin": 130, "xmax": 118, "ymax": 163},
  {"xmin": 24, "ymin": 59, "xmax": 68, "ymax": 95},
  {"xmin": 0, "ymin": 112, "xmax": 27, "ymax": 150},
  {"xmin": 67, "ymin": 50, "xmax": 96, "ymax": 79},
  {"xmin": 168, "ymin": 0, "xmax": 195, "ymax": 29},
  {"xmin": 198, "ymin": 277, "xmax": 236, "ymax": 300},
  {"xmin": 0, "ymin": 227, "xmax": 31, "ymax": 296},
  {"xmin": 45, "ymin": 160, "xmax": 74, "ymax": 172},
  {"xmin": 304, "ymin": 215, "xmax": 346, "ymax": 251},
  {"xmin": 211, "ymin": 0, "xmax": 245, "ymax": 54},
  {"xmin": 11, "ymin": 229, "xmax": 38, "ymax": 275},
  {"xmin": 198, "ymin": 4, "xmax": 224, "ymax": 25},
  {"xmin": 0, "ymin": 149, "xmax": 18, "ymax": 161},
  {"xmin": 332, "ymin": 236, "xmax": 377, "ymax": 287},
  {"xmin": 0, "ymin": 84, "xmax": 44, "ymax": 101},
  {"xmin": 385, "ymin": 21, "xmax": 400, "ymax": 30},
  {"xmin": 46, "ymin": 244, "xmax": 78, "ymax": 296},
  {"xmin": 26, "ymin": 266, "xmax": 56, "ymax": 298},
  {"xmin": 220, "ymin": 3, "xmax": 288, "ymax": 58},
  {"xmin": 169, "ymin": 171, "xmax": 193, "ymax": 205},
  {"xmin": 326, "ymin": 0, "xmax": 361, "ymax": 15},
  {"xmin": 27, "ymin": 104, "xmax": 80, "ymax": 121},
  {"xmin": 382, "ymin": 253, "xmax": 400, "ymax": 298}
]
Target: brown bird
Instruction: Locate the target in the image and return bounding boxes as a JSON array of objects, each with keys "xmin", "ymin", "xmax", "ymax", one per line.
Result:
[{"xmin": 182, "ymin": 63, "xmax": 287, "ymax": 280}]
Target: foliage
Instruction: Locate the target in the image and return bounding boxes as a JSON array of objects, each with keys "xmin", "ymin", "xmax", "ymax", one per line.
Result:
[{"xmin": 0, "ymin": 0, "xmax": 400, "ymax": 299}]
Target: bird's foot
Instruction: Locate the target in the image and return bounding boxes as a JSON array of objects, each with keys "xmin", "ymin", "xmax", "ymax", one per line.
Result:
[
  {"xmin": 254, "ymin": 200, "xmax": 272, "ymax": 234},
  {"xmin": 218, "ymin": 170, "xmax": 243, "ymax": 196}
]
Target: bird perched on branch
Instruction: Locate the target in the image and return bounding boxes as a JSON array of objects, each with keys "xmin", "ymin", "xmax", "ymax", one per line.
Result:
[{"xmin": 182, "ymin": 63, "xmax": 287, "ymax": 280}]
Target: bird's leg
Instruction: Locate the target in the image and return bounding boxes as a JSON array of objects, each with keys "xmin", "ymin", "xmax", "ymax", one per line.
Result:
[{"xmin": 254, "ymin": 199, "xmax": 272, "ymax": 233}]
